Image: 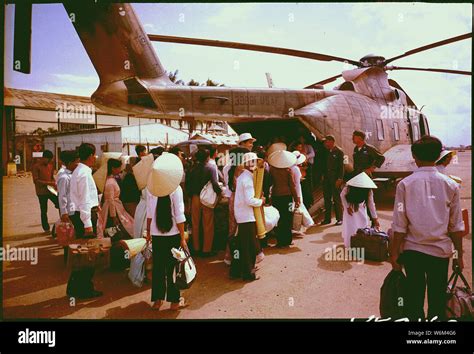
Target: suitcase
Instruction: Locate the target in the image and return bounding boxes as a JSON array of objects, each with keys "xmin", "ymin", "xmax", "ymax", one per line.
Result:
[{"xmin": 350, "ymin": 227, "xmax": 389, "ymax": 262}]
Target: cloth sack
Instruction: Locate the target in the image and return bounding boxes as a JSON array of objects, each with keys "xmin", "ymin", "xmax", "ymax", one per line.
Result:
[
  {"xmin": 446, "ymin": 268, "xmax": 474, "ymax": 320},
  {"xmin": 264, "ymin": 206, "xmax": 280, "ymax": 233},
  {"xmin": 380, "ymin": 270, "xmax": 407, "ymax": 319},
  {"xmin": 200, "ymin": 181, "xmax": 218, "ymax": 208}
]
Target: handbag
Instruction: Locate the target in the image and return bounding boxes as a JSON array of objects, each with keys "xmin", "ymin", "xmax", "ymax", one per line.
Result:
[
  {"xmin": 200, "ymin": 181, "xmax": 218, "ymax": 208},
  {"xmin": 55, "ymin": 220, "xmax": 75, "ymax": 246},
  {"xmin": 446, "ymin": 267, "xmax": 474, "ymax": 320},
  {"xmin": 173, "ymin": 247, "xmax": 197, "ymax": 290}
]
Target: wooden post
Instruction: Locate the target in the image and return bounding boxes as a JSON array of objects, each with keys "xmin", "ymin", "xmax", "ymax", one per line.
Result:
[
  {"xmin": 54, "ymin": 142, "xmax": 58, "ymax": 170},
  {"xmin": 23, "ymin": 137, "xmax": 26, "ymax": 172}
]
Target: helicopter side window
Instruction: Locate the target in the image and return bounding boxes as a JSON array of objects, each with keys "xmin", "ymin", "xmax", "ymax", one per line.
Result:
[
  {"xmin": 419, "ymin": 114, "xmax": 430, "ymax": 136},
  {"xmin": 376, "ymin": 119, "xmax": 384, "ymax": 140},
  {"xmin": 393, "ymin": 122, "xmax": 400, "ymax": 141},
  {"xmin": 413, "ymin": 124, "xmax": 420, "ymax": 141}
]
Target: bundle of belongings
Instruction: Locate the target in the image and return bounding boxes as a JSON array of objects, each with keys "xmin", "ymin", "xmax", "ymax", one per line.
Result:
[{"xmin": 67, "ymin": 238, "xmax": 112, "ymax": 271}]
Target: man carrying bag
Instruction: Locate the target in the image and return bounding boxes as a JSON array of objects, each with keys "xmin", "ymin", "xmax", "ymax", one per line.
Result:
[{"xmin": 67, "ymin": 143, "xmax": 103, "ymax": 299}]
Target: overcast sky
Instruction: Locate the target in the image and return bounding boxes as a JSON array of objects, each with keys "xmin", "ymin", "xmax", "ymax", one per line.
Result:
[{"xmin": 4, "ymin": 3, "xmax": 472, "ymax": 146}]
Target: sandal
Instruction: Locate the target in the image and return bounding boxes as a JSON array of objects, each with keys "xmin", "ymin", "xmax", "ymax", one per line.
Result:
[
  {"xmin": 170, "ymin": 300, "xmax": 190, "ymax": 310},
  {"xmin": 151, "ymin": 300, "xmax": 162, "ymax": 310}
]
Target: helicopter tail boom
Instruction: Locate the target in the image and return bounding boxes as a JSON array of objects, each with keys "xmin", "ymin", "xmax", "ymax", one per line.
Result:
[{"xmin": 63, "ymin": 3, "xmax": 171, "ymax": 86}]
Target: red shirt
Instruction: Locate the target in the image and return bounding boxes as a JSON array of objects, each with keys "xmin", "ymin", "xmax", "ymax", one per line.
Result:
[{"xmin": 32, "ymin": 160, "xmax": 54, "ymax": 195}]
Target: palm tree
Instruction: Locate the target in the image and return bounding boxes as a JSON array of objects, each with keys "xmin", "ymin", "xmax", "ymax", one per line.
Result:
[
  {"xmin": 187, "ymin": 79, "xmax": 200, "ymax": 86},
  {"xmin": 167, "ymin": 70, "xmax": 185, "ymax": 85},
  {"xmin": 204, "ymin": 78, "xmax": 224, "ymax": 87}
]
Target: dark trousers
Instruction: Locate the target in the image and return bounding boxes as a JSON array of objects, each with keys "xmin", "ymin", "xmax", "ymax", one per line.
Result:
[
  {"xmin": 272, "ymin": 195, "xmax": 293, "ymax": 247},
  {"xmin": 230, "ymin": 222, "xmax": 258, "ymax": 279},
  {"xmin": 401, "ymin": 250, "xmax": 449, "ymax": 321},
  {"xmin": 66, "ymin": 209, "xmax": 98, "ymax": 297},
  {"xmin": 151, "ymin": 234, "xmax": 181, "ymax": 303},
  {"xmin": 37, "ymin": 193, "xmax": 59, "ymax": 231},
  {"xmin": 322, "ymin": 177, "xmax": 343, "ymax": 221},
  {"xmin": 301, "ymin": 178, "xmax": 314, "ymax": 209}
]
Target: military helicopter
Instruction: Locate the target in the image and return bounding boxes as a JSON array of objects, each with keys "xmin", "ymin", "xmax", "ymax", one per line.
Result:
[{"xmin": 13, "ymin": 3, "xmax": 471, "ymax": 177}]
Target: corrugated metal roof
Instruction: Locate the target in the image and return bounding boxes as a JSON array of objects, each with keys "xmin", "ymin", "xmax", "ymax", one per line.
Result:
[
  {"xmin": 4, "ymin": 87, "xmax": 109, "ymax": 113},
  {"xmin": 191, "ymin": 132, "xmax": 239, "ymax": 146}
]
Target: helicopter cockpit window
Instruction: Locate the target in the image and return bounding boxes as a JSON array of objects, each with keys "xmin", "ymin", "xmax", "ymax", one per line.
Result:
[
  {"xmin": 393, "ymin": 122, "xmax": 400, "ymax": 141},
  {"xmin": 376, "ymin": 119, "xmax": 384, "ymax": 140}
]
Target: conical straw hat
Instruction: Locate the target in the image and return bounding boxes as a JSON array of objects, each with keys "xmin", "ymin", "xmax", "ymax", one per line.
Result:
[
  {"xmin": 292, "ymin": 151, "xmax": 307, "ymax": 165},
  {"xmin": 147, "ymin": 152, "xmax": 184, "ymax": 197},
  {"xmin": 266, "ymin": 143, "xmax": 287, "ymax": 157},
  {"xmin": 119, "ymin": 238, "xmax": 147, "ymax": 259},
  {"xmin": 93, "ymin": 152, "xmax": 123, "ymax": 193},
  {"xmin": 346, "ymin": 172, "xmax": 378, "ymax": 189},
  {"xmin": 132, "ymin": 153, "xmax": 154, "ymax": 190},
  {"xmin": 268, "ymin": 150, "xmax": 297, "ymax": 169},
  {"xmin": 436, "ymin": 150, "xmax": 454, "ymax": 163}
]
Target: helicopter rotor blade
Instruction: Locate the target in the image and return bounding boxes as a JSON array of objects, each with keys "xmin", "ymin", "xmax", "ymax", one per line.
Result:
[
  {"xmin": 304, "ymin": 74, "xmax": 343, "ymax": 88},
  {"xmin": 148, "ymin": 34, "xmax": 360, "ymax": 66},
  {"xmin": 386, "ymin": 66, "xmax": 471, "ymax": 76},
  {"xmin": 384, "ymin": 33, "xmax": 472, "ymax": 65}
]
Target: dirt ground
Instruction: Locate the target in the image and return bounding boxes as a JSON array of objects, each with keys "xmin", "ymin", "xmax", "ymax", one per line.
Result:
[{"xmin": 2, "ymin": 151, "xmax": 472, "ymax": 319}]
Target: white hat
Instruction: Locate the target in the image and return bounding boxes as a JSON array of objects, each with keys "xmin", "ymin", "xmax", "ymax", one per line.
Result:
[
  {"xmin": 241, "ymin": 152, "xmax": 260, "ymax": 165},
  {"xmin": 238, "ymin": 133, "xmax": 256, "ymax": 144},
  {"xmin": 436, "ymin": 150, "xmax": 454, "ymax": 163},
  {"xmin": 292, "ymin": 151, "xmax": 307, "ymax": 165},
  {"xmin": 268, "ymin": 150, "xmax": 297, "ymax": 169},
  {"xmin": 267, "ymin": 143, "xmax": 287, "ymax": 157},
  {"xmin": 346, "ymin": 172, "xmax": 378, "ymax": 189},
  {"xmin": 147, "ymin": 152, "xmax": 184, "ymax": 197},
  {"xmin": 93, "ymin": 152, "xmax": 123, "ymax": 193},
  {"xmin": 132, "ymin": 153, "xmax": 155, "ymax": 190}
]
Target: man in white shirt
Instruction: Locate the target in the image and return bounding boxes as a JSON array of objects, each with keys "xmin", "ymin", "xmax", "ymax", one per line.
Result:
[
  {"xmin": 222, "ymin": 146, "xmax": 253, "ymax": 265},
  {"xmin": 57, "ymin": 150, "xmax": 80, "ymax": 263},
  {"xmin": 67, "ymin": 143, "xmax": 103, "ymax": 299},
  {"xmin": 390, "ymin": 136, "xmax": 464, "ymax": 321},
  {"xmin": 230, "ymin": 152, "xmax": 264, "ymax": 281}
]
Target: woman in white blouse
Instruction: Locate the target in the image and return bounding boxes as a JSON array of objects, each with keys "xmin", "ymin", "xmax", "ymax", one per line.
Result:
[
  {"xmin": 340, "ymin": 172, "xmax": 380, "ymax": 248},
  {"xmin": 146, "ymin": 186, "xmax": 187, "ymax": 310},
  {"xmin": 145, "ymin": 153, "xmax": 187, "ymax": 311},
  {"xmin": 291, "ymin": 151, "xmax": 315, "ymax": 234}
]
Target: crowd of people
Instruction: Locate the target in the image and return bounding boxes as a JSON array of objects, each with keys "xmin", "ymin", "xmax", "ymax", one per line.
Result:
[{"xmin": 30, "ymin": 130, "xmax": 465, "ymax": 319}]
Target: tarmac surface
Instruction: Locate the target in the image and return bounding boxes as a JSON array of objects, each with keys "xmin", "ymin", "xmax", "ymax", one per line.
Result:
[{"xmin": 2, "ymin": 151, "xmax": 472, "ymax": 319}]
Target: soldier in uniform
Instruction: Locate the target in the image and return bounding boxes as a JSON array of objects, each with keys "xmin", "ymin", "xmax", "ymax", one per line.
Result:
[
  {"xmin": 320, "ymin": 135, "xmax": 344, "ymax": 226},
  {"xmin": 351, "ymin": 130, "xmax": 386, "ymax": 177},
  {"xmin": 351, "ymin": 130, "xmax": 385, "ymax": 225}
]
